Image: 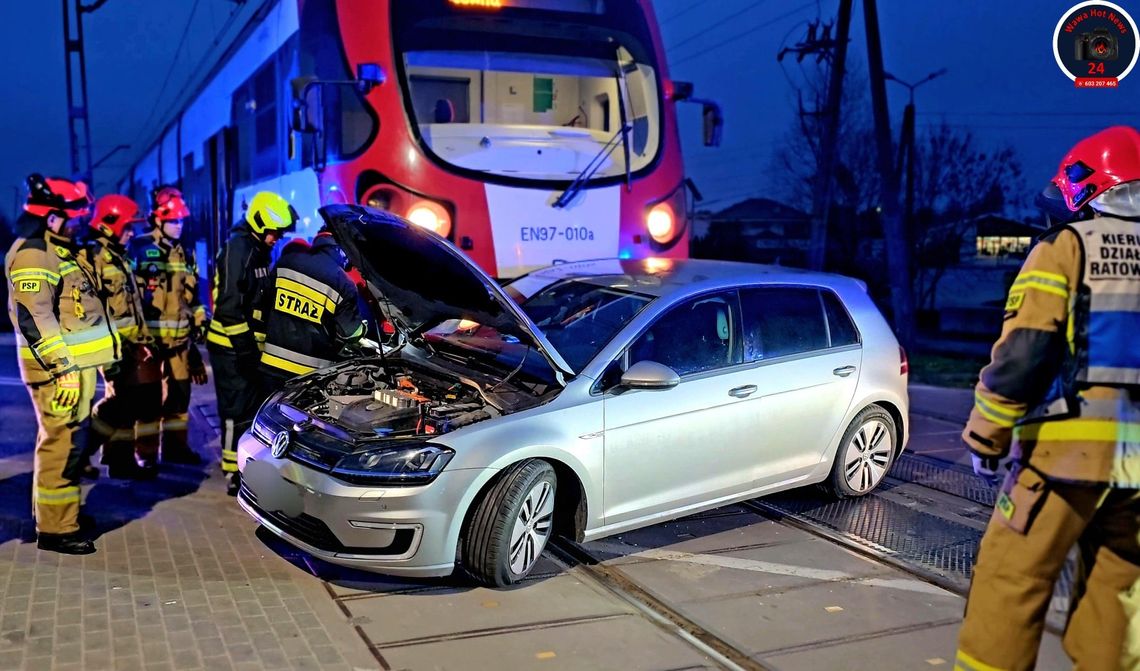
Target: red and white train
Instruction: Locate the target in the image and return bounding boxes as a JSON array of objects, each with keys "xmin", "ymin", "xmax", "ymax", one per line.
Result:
[{"xmin": 119, "ymin": 0, "xmax": 720, "ymax": 279}]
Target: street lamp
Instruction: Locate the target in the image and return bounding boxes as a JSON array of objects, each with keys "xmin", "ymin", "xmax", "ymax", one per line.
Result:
[{"xmin": 884, "ymin": 68, "xmax": 947, "ymax": 225}]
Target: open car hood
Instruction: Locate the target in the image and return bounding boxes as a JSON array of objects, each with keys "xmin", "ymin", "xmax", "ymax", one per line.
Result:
[{"xmin": 322, "ymin": 204, "xmax": 575, "ymax": 382}]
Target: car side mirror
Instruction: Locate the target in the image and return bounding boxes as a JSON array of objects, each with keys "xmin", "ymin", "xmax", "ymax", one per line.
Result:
[{"xmin": 619, "ymin": 360, "xmax": 680, "ymax": 390}]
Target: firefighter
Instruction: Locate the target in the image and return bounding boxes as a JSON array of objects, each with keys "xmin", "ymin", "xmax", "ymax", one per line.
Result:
[
  {"xmin": 87, "ymin": 195, "xmax": 155, "ymax": 479},
  {"xmin": 260, "ymin": 227, "xmax": 367, "ymax": 392},
  {"xmin": 956, "ymin": 125, "xmax": 1140, "ymax": 671},
  {"xmin": 207, "ymin": 191, "xmax": 296, "ymax": 495},
  {"xmin": 5, "ymin": 174, "xmax": 118, "ymax": 554},
  {"xmin": 128, "ymin": 186, "xmax": 208, "ymax": 471}
]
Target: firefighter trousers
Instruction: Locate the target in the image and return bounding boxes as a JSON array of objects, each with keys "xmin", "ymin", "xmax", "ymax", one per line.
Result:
[
  {"xmin": 158, "ymin": 347, "xmax": 193, "ymax": 461},
  {"xmin": 91, "ymin": 343, "xmax": 160, "ymax": 468},
  {"xmin": 210, "ymin": 349, "xmax": 261, "ymax": 475},
  {"xmin": 957, "ymin": 473, "xmax": 1140, "ymax": 671},
  {"xmin": 26, "ymin": 369, "xmax": 97, "ymax": 535}
]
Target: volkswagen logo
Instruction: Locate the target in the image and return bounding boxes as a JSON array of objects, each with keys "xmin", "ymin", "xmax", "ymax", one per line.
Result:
[{"xmin": 270, "ymin": 430, "xmax": 291, "ymax": 459}]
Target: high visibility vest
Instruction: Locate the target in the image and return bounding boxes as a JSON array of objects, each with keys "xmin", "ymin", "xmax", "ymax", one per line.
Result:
[{"xmin": 1069, "ymin": 216, "xmax": 1140, "ymax": 387}]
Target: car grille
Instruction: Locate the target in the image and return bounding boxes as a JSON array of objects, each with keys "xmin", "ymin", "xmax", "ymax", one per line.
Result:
[{"xmin": 240, "ymin": 484, "xmax": 415, "ymax": 556}]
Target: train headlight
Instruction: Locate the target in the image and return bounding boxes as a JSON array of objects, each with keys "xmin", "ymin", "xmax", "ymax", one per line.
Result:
[
  {"xmin": 647, "ymin": 202, "xmax": 675, "ymax": 244},
  {"xmin": 407, "ymin": 200, "xmax": 452, "ymax": 238}
]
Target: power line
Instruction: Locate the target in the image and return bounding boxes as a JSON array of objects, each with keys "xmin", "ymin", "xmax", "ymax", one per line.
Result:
[
  {"xmin": 128, "ymin": 0, "xmax": 249, "ymax": 168},
  {"xmin": 659, "ymin": 0, "xmax": 713, "ymax": 25},
  {"xmin": 672, "ymin": 1, "xmax": 818, "ymax": 68},
  {"xmin": 667, "ymin": 0, "xmax": 773, "ymax": 53},
  {"xmin": 133, "ymin": 0, "xmax": 202, "ymax": 153},
  {"xmin": 919, "ymin": 110, "xmax": 1140, "ymax": 117}
]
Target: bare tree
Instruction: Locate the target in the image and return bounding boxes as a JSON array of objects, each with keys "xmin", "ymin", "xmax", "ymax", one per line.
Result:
[{"xmin": 910, "ymin": 122, "xmax": 1025, "ymax": 310}]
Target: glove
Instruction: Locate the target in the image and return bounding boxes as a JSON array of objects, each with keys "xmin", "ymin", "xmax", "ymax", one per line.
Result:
[
  {"xmin": 51, "ymin": 371, "xmax": 81, "ymax": 414},
  {"xmin": 190, "ymin": 319, "xmax": 209, "ymax": 345},
  {"xmin": 971, "ymin": 453, "xmax": 1001, "ymax": 485},
  {"xmin": 187, "ymin": 345, "xmax": 208, "ymax": 385}
]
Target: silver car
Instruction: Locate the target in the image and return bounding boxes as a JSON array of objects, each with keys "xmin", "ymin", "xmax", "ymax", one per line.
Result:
[{"xmin": 238, "ymin": 205, "xmax": 909, "ymax": 586}]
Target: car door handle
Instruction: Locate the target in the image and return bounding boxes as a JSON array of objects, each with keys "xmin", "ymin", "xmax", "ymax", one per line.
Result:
[
  {"xmin": 728, "ymin": 385, "xmax": 758, "ymax": 398},
  {"xmin": 833, "ymin": 366, "xmax": 857, "ymax": 377}
]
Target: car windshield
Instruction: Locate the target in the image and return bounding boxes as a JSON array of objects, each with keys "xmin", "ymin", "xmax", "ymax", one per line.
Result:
[{"xmin": 422, "ymin": 278, "xmax": 653, "ymax": 375}]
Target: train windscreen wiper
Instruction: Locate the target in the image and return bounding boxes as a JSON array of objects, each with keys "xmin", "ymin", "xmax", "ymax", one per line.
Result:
[{"xmin": 551, "ymin": 122, "xmax": 631, "ymax": 209}]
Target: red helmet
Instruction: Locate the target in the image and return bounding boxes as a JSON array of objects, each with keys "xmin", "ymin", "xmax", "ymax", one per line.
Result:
[
  {"xmin": 91, "ymin": 195, "xmax": 143, "ymax": 238},
  {"xmin": 151, "ymin": 186, "xmax": 190, "ymax": 222},
  {"xmin": 24, "ymin": 174, "xmax": 92, "ymax": 219},
  {"xmin": 1053, "ymin": 126, "xmax": 1140, "ymax": 212}
]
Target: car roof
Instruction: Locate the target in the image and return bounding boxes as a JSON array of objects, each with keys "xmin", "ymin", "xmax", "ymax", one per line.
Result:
[{"xmin": 511, "ymin": 257, "xmax": 862, "ymax": 299}]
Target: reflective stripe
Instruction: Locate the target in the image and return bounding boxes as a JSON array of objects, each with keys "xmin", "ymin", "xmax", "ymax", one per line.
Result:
[
  {"xmin": 34, "ymin": 335, "xmax": 66, "ymax": 358},
  {"xmin": 10, "ymin": 268, "xmax": 61, "ymax": 284},
  {"xmin": 1009, "ymin": 271, "xmax": 1069, "ymax": 299},
  {"xmin": 276, "ymin": 275, "xmax": 337, "ymax": 312},
  {"xmin": 262, "ymin": 343, "xmax": 333, "ymax": 371},
  {"xmin": 277, "ymin": 267, "xmax": 341, "ymax": 304},
  {"xmin": 254, "ymin": 331, "xmax": 266, "ymax": 343},
  {"xmin": 974, "ymin": 392, "xmax": 1023, "ymax": 428},
  {"xmin": 211, "ymin": 322, "xmax": 250, "ymax": 336},
  {"xmin": 261, "ymin": 352, "xmax": 317, "ymax": 375},
  {"xmin": 207, "ymin": 331, "xmax": 233, "ymax": 348},
  {"xmin": 137, "ymin": 422, "xmax": 160, "ymax": 437},
  {"xmin": 147, "ymin": 320, "xmax": 190, "ymax": 339},
  {"xmin": 222, "ymin": 421, "xmax": 238, "ymax": 472},
  {"xmin": 64, "ymin": 332, "xmax": 117, "ymax": 357},
  {"xmin": 954, "ymin": 650, "xmax": 1006, "ymax": 671},
  {"xmin": 36, "ymin": 486, "xmax": 80, "ymax": 505},
  {"xmin": 252, "ymin": 308, "xmax": 263, "ymax": 321},
  {"xmin": 91, "ymin": 415, "xmax": 117, "ymax": 438},
  {"xmin": 58, "ymin": 262, "xmax": 80, "ymax": 277},
  {"xmin": 162, "ymin": 419, "xmax": 188, "ymax": 431},
  {"xmin": 1086, "ymin": 366, "xmax": 1140, "ymax": 384},
  {"xmin": 1016, "ymin": 419, "xmax": 1140, "ymax": 443}
]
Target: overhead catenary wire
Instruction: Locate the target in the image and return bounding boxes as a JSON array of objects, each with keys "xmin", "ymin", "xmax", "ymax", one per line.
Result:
[
  {"xmin": 666, "ymin": 0, "xmax": 773, "ymax": 53},
  {"xmin": 658, "ymin": 0, "xmax": 713, "ymax": 26},
  {"xmin": 127, "ymin": 0, "xmax": 252, "ymax": 172},
  {"xmin": 132, "ymin": 0, "xmax": 203, "ymax": 155},
  {"xmin": 671, "ymin": 1, "xmax": 818, "ymax": 68}
]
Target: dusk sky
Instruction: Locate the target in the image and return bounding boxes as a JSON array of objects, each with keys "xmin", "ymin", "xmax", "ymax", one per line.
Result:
[{"xmin": 1, "ymin": 0, "xmax": 1138, "ymax": 221}]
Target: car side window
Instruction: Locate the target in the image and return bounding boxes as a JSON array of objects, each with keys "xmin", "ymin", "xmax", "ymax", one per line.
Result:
[
  {"xmin": 822, "ymin": 290, "xmax": 860, "ymax": 347},
  {"xmin": 628, "ymin": 292, "xmax": 741, "ymax": 377},
  {"xmin": 740, "ymin": 287, "xmax": 829, "ymax": 361}
]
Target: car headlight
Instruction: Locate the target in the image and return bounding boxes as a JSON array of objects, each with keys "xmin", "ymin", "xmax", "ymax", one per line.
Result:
[
  {"xmin": 332, "ymin": 444, "xmax": 455, "ymax": 485},
  {"xmin": 251, "ymin": 392, "xmax": 288, "ymax": 444}
]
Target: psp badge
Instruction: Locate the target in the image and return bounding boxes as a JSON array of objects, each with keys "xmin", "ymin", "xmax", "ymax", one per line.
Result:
[{"xmin": 1054, "ymin": 1, "xmax": 1139, "ymax": 88}]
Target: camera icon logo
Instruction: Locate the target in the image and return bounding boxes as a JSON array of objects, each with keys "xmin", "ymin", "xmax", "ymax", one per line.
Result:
[{"xmin": 1054, "ymin": 1, "xmax": 1138, "ymax": 87}]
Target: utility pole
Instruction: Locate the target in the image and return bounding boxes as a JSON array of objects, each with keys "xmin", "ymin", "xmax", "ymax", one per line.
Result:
[
  {"xmin": 779, "ymin": 2, "xmax": 853, "ymax": 271},
  {"xmin": 886, "ymin": 69, "xmax": 946, "ymax": 229},
  {"xmin": 863, "ymin": 0, "xmax": 914, "ymax": 348},
  {"xmin": 62, "ymin": 0, "xmax": 109, "ymax": 186}
]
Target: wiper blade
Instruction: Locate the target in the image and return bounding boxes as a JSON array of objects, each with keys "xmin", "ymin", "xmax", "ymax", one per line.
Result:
[{"xmin": 552, "ymin": 123, "xmax": 630, "ymax": 209}]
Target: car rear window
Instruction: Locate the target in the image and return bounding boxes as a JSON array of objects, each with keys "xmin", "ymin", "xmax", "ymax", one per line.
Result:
[
  {"xmin": 822, "ymin": 290, "xmax": 860, "ymax": 347},
  {"xmin": 740, "ymin": 287, "xmax": 829, "ymax": 361}
]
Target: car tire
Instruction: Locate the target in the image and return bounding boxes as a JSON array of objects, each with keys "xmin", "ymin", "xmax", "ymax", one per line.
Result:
[
  {"xmin": 824, "ymin": 405, "xmax": 898, "ymax": 498},
  {"xmin": 462, "ymin": 459, "xmax": 557, "ymax": 587}
]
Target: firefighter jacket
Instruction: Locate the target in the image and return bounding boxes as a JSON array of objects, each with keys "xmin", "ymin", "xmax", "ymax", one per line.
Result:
[
  {"xmin": 207, "ymin": 224, "xmax": 270, "ymax": 357},
  {"xmin": 261, "ymin": 235, "xmax": 365, "ymax": 376},
  {"xmin": 128, "ymin": 230, "xmax": 205, "ymax": 350},
  {"xmin": 90, "ymin": 237, "xmax": 149, "ymax": 345},
  {"xmin": 964, "ymin": 215, "xmax": 1140, "ymax": 486},
  {"xmin": 5, "ymin": 215, "xmax": 120, "ymax": 384}
]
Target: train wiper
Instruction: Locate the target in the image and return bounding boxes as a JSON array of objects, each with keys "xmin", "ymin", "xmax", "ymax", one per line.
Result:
[{"xmin": 552, "ymin": 123, "xmax": 631, "ymax": 209}]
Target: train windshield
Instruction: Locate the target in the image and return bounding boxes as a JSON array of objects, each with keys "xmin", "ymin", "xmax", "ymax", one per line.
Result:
[{"xmin": 392, "ymin": 0, "xmax": 663, "ymax": 184}]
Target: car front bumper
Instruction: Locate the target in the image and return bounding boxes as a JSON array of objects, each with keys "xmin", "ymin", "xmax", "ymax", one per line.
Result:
[{"xmin": 236, "ymin": 430, "xmax": 488, "ymax": 578}]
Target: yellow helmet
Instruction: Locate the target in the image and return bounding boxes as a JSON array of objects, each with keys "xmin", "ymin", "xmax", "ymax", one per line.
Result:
[{"xmin": 246, "ymin": 191, "xmax": 298, "ymax": 236}]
